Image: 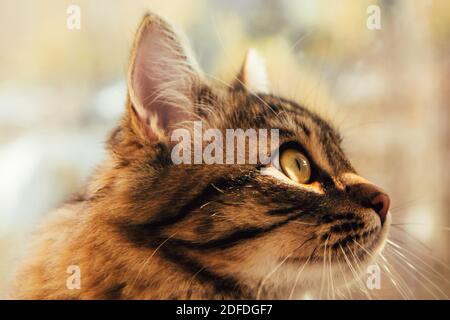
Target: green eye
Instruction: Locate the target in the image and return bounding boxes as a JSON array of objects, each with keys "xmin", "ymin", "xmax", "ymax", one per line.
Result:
[{"xmin": 279, "ymin": 149, "xmax": 311, "ymax": 184}]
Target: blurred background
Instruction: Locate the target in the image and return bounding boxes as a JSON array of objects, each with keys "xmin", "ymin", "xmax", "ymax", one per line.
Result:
[{"xmin": 0, "ymin": 0, "xmax": 449, "ymax": 299}]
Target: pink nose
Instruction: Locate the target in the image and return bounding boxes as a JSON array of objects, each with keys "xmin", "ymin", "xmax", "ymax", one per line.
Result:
[{"xmin": 346, "ymin": 183, "xmax": 391, "ymax": 225}]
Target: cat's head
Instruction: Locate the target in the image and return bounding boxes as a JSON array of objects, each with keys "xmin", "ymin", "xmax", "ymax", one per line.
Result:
[{"xmin": 106, "ymin": 13, "xmax": 390, "ymax": 298}]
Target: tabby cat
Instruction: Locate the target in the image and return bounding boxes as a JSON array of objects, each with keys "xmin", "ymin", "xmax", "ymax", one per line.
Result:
[{"xmin": 13, "ymin": 13, "xmax": 390, "ymax": 299}]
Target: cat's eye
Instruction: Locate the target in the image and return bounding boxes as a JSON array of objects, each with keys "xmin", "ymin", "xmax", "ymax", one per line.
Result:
[{"xmin": 279, "ymin": 149, "xmax": 311, "ymax": 184}]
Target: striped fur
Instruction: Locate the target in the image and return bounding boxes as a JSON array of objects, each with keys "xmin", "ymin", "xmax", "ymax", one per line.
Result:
[{"xmin": 12, "ymin": 13, "xmax": 390, "ymax": 300}]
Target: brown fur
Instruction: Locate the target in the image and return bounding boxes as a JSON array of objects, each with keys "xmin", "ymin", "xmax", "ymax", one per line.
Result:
[{"xmin": 12, "ymin": 13, "xmax": 390, "ymax": 300}]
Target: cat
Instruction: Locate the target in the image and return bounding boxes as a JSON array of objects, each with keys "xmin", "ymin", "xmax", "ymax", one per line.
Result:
[{"xmin": 12, "ymin": 12, "xmax": 390, "ymax": 300}]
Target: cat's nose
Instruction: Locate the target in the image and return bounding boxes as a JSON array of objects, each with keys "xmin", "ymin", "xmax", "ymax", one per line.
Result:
[
  {"xmin": 370, "ymin": 192, "xmax": 390, "ymax": 224},
  {"xmin": 345, "ymin": 183, "xmax": 390, "ymax": 225}
]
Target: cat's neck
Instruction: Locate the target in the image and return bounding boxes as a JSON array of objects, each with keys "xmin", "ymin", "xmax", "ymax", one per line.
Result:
[{"xmin": 79, "ymin": 168, "xmax": 248, "ymax": 299}]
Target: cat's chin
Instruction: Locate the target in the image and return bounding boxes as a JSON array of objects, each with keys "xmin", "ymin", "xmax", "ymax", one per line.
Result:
[
  {"xmin": 371, "ymin": 211, "xmax": 391, "ymax": 252},
  {"xmin": 267, "ymin": 214, "xmax": 391, "ymax": 299}
]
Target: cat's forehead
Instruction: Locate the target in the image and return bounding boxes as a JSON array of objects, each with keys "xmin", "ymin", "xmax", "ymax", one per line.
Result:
[{"xmin": 224, "ymin": 91, "xmax": 339, "ymax": 140}]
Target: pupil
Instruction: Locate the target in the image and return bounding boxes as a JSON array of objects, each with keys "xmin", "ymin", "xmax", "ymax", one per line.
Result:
[{"xmin": 295, "ymin": 158, "xmax": 303, "ymax": 170}]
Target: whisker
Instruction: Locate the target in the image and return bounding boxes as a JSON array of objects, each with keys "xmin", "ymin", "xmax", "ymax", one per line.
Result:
[
  {"xmin": 385, "ymin": 247, "xmax": 441, "ymax": 299},
  {"xmin": 385, "ymin": 244, "xmax": 449, "ymax": 299},
  {"xmin": 328, "ymin": 248, "xmax": 336, "ymax": 300},
  {"xmin": 127, "ymin": 232, "xmax": 178, "ymax": 294},
  {"xmin": 336, "ymin": 252, "xmax": 353, "ymax": 299},
  {"xmin": 291, "ymin": 221, "xmax": 319, "ymax": 226},
  {"xmin": 256, "ymin": 236, "xmax": 315, "ymax": 299},
  {"xmin": 387, "ymin": 238, "xmax": 450, "ymax": 273},
  {"xmin": 200, "ymin": 201, "xmax": 214, "ymax": 209},
  {"xmin": 388, "ymin": 196, "xmax": 439, "ymax": 214},
  {"xmin": 387, "ymin": 240, "xmax": 450, "ymax": 295},
  {"xmin": 288, "ymin": 253, "xmax": 312, "ymax": 299},
  {"xmin": 185, "ymin": 267, "xmax": 206, "ymax": 295},
  {"xmin": 210, "ymin": 183, "xmax": 224, "ymax": 193},
  {"xmin": 319, "ymin": 237, "xmax": 329, "ymax": 300},
  {"xmin": 390, "ymin": 225, "xmax": 433, "ymax": 252},
  {"xmin": 256, "ymin": 254, "xmax": 292, "ymax": 300},
  {"xmin": 346, "ymin": 244, "xmax": 374, "ymax": 300},
  {"xmin": 289, "ymin": 30, "xmax": 314, "ymax": 52},
  {"xmin": 339, "ymin": 244, "xmax": 371, "ymax": 300},
  {"xmin": 391, "ymin": 223, "xmax": 450, "ymax": 231},
  {"xmin": 202, "ymin": 71, "xmax": 233, "ymax": 89},
  {"xmin": 353, "ymin": 239, "xmax": 412, "ymax": 299},
  {"xmin": 378, "ymin": 252, "xmax": 414, "ymax": 299}
]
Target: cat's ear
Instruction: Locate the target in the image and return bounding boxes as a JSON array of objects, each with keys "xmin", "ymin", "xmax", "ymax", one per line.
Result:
[
  {"xmin": 127, "ymin": 13, "xmax": 201, "ymax": 142},
  {"xmin": 234, "ymin": 49, "xmax": 270, "ymax": 94}
]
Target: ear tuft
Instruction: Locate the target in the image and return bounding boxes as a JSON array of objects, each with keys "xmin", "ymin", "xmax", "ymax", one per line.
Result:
[{"xmin": 235, "ymin": 49, "xmax": 270, "ymax": 94}]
